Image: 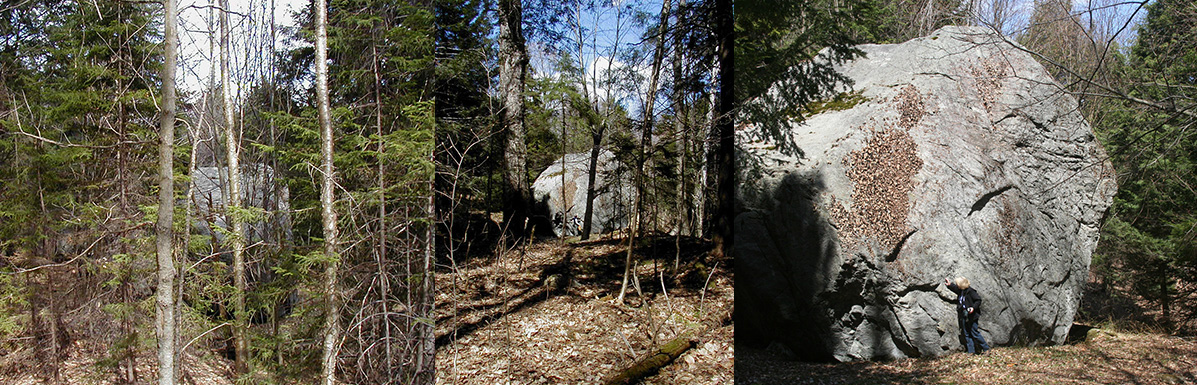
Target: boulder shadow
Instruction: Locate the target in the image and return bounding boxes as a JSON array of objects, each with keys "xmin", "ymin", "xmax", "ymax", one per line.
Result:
[{"xmin": 736, "ymin": 170, "xmax": 842, "ymax": 362}]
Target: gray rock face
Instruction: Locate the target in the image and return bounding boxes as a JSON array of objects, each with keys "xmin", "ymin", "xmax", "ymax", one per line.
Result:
[
  {"xmin": 531, "ymin": 150, "xmax": 635, "ymax": 236},
  {"xmin": 191, "ymin": 163, "xmax": 292, "ymax": 249},
  {"xmin": 736, "ymin": 26, "xmax": 1117, "ymax": 361}
]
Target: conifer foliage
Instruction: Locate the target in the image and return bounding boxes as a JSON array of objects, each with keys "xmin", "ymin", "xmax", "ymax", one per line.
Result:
[{"xmin": 0, "ymin": 0, "xmax": 435, "ymax": 383}]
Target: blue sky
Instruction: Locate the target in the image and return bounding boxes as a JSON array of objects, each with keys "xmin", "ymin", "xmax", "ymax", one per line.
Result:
[{"xmin": 526, "ymin": 0, "xmax": 671, "ymax": 117}]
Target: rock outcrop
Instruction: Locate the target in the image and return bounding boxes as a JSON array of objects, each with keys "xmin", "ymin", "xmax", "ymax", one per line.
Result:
[
  {"xmin": 736, "ymin": 26, "xmax": 1117, "ymax": 361},
  {"xmin": 532, "ymin": 150, "xmax": 635, "ymax": 236},
  {"xmin": 191, "ymin": 163, "xmax": 292, "ymax": 249}
]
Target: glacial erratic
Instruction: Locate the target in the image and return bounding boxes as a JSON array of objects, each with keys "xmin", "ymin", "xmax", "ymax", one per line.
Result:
[{"xmin": 736, "ymin": 26, "xmax": 1117, "ymax": 361}]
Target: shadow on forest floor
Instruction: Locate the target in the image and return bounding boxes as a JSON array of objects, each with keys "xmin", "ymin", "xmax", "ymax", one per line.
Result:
[
  {"xmin": 736, "ymin": 330, "xmax": 1197, "ymax": 385},
  {"xmin": 735, "ymin": 276, "xmax": 1197, "ymax": 385},
  {"xmin": 737, "ymin": 278, "xmax": 1197, "ymax": 385}
]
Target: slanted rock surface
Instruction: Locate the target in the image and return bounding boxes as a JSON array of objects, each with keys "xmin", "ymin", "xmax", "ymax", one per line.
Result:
[
  {"xmin": 531, "ymin": 150, "xmax": 635, "ymax": 236},
  {"xmin": 736, "ymin": 26, "xmax": 1117, "ymax": 361}
]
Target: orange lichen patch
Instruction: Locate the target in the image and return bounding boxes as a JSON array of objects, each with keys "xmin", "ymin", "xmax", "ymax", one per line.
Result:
[
  {"xmin": 895, "ymin": 85, "xmax": 926, "ymax": 130},
  {"xmin": 829, "ymin": 126, "xmax": 923, "ymax": 254}
]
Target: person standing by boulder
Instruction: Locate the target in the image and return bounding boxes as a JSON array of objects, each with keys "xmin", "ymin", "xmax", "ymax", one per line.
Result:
[{"xmin": 945, "ymin": 276, "xmax": 990, "ymax": 354}]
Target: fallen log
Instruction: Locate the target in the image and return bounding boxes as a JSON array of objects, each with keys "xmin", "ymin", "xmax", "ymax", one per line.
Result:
[{"xmin": 602, "ymin": 336, "xmax": 695, "ymax": 385}]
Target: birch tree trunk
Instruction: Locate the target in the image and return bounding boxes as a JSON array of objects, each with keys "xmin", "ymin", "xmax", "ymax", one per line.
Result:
[
  {"xmin": 218, "ymin": 0, "xmax": 249, "ymax": 374},
  {"xmin": 155, "ymin": 0, "xmax": 178, "ymax": 382},
  {"xmin": 420, "ymin": 133, "xmax": 437, "ymax": 383},
  {"xmin": 315, "ymin": 0, "xmax": 341, "ymax": 382},
  {"xmin": 497, "ymin": 0, "xmax": 531, "ymax": 236},
  {"xmin": 698, "ymin": 56, "xmax": 716, "ymax": 238}
]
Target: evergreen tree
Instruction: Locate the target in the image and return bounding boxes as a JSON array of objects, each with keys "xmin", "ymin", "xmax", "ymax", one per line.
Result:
[
  {"xmin": 1093, "ymin": 0, "xmax": 1197, "ymax": 329},
  {"xmin": 736, "ymin": 0, "xmax": 882, "ymax": 156}
]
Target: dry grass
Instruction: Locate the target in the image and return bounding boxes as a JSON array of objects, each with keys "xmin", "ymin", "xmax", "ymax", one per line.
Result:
[{"xmin": 737, "ymin": 330, "xmax": 1197, "ymax": 385}]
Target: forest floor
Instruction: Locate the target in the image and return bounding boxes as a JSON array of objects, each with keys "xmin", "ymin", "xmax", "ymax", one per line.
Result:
[
  {"xmin": 0, "ymin": 341, "xmax": 233, "ymax": 385},
  {"xmin": 736, "ymin": 329, "xmax": 1197, "ymax": 385},
  {"xmin": 434, "ymin": 235, "xmax": 734, "ymax": 384}
]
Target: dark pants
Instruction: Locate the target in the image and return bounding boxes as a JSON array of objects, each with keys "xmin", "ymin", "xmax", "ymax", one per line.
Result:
[{"xmin": 958, "ymin": 316, "xmax": 990, "ymax": 354}]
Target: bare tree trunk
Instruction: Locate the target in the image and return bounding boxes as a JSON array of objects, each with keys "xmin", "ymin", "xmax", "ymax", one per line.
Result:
[
  {"xmin": 315, "ymin": 0, "xmax": 341, "ymax": 382},
  {"xmin": 619, "ymin": 0, "xmax": 672, "ymax": 305},
  {"xmin": 673, "ymin": 0, "xmax": 688, "ymax": 269},
  {"xmin": 580, "ymin": 129, "xmax": 602, "ymax": 239},
  {"xmin": 114, "ymin": 9, "xmax": 138, "ymax": 381},
  {"xmin": 711, "ymin": 0, "xmax": 734, "ymax": 259},
  {"xmin": 177, "ymin": 5, "xmax": 217, "ymax": 378},
  {"xmin": 920, "ymin": 0, "xmax": 936, "ymax": 36},
  {"xmin": 698, "ymin": 54, "xmax": 716, "ymax": 238},
  {"xmin": 420, "ymin": 131, "xmax": 437, "ymax": 383},
  {"xmin": 577, "ymin": 2, "xmax": 604, "ymax": 240},
  {"xmin": 635, "ymin": 0, "xmax": 672, "ymax": 234},
  {"xmin": 218, "ymin": 0, "xmax": 249, "ymax": 374},
  {"xmin": 497, "ymin": 0, "xmax": 531, "ymax": 236},
  {"xmin": 561, "ymin": 91, "xmax": 568, "ymax": 237},
  {"xmin": 155, "ymin": 0, "xmax": 179, "ymax": 382},
  {"xmin": 1159, "ymin": 260, "xmax": 1172, "ymax": 328},
  {"xmin": 369, "ymin": 40, "xmax": 394, "ymax": 382}
]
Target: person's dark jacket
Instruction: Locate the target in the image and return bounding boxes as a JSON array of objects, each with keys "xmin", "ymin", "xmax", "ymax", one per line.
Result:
[{"xmin": 947, "ymin": 283, "xmax": 982, "ymax": 321}]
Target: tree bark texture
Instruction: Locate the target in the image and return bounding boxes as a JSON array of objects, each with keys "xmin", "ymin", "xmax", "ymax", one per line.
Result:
[
  {"xmin": 712, "ymin": 0, "xmax": 734, "ymax": 259},
  {"xmin": 218, "ymin": 0, "xmax": 249, "ymax": 374},
  {"xmin": 580, "ymin": 129, "xmax": 602, "ymax": 239},
  {"xmin": 497, "ymin": 0, "xmax": 531, "ymax": 236},
  {"xmin": 155, "ymin": 1, "xmax": 178, "ymax": 382},
  {"xmin": 315, "ymin": 0, "xmax": 341, "ymax": 382},
  {"xmin": 602, "ymin": 337, "xmax": 694, "ymax": 385}
]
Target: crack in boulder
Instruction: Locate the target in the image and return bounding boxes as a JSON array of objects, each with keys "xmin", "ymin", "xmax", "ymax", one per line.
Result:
[{"xmin": 968, "ymin": 185, "xmax": 1015, "ymax": 216}]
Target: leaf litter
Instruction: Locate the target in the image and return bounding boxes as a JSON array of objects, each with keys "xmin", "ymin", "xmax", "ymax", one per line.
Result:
[
  {"xmin": 436, "ymin": 237, "xmax": 733, "ymax": 384},
  {"xmin": 737, "ymin": 329, "xmax": 1197, "ymax": 385}
]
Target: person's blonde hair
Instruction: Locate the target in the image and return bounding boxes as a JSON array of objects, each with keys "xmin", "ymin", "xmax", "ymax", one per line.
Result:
[{"xmin": 955, "ymin": 276, "xmax": 970, "ymax": 290}]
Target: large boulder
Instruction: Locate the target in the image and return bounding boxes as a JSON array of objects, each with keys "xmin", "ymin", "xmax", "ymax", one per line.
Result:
[
  {"xmin": 532, "ymin": 150, "xmax": 635, "ymax": 236},
  {"xmin": 191, "ymin": 163, "xmax": 292, "ymax": 249},
  {"xmin": 736, "ymin": 26, "xmax": 1117, "ymax": 361}
]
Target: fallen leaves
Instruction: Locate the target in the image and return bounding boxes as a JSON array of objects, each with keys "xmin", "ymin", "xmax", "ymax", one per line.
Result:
[
  {"xmin": 830, "ymin": 123, "xmax": 923, "ymax": 254},
  {"xmin": 737, "ymin": 330, "xmax": 1197, "ymax": 385},
  {"xmin": 436, "ymin": 240, "xmax": 733, "ymax": 385}
]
